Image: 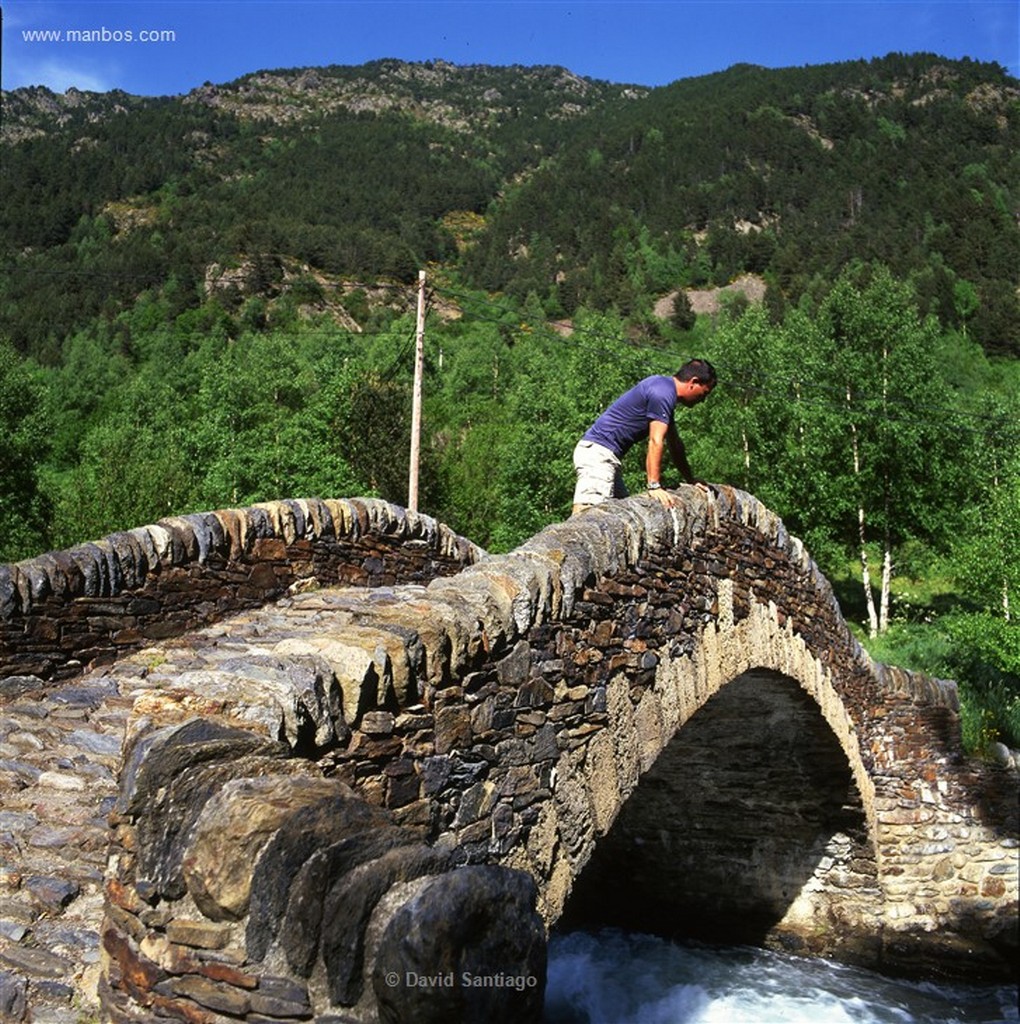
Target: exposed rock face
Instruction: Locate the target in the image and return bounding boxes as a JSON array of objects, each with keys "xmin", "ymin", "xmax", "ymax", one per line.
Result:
[
  {"xmin": 0, "ymin": 86, "xmax": 141, "ymax": 143},
  {"xmin": 182, "ymin": 59, "xmax": 643, "ymax": 131}
]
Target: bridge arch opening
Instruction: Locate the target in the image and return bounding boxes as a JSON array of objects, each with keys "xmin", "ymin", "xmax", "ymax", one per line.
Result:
[{"xmin": 558, "ymin": 669, "xmax": 881, "ymax": 962}]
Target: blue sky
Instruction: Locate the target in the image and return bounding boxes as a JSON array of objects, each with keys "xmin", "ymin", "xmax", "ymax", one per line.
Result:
[{"xmin": 2, "ymin": 1, "xmax": 1017, "ymax": 96}]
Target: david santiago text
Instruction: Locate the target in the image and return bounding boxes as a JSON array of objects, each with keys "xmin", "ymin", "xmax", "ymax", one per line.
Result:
[{"xmin": 388, "ymin": 971, "xmax": 539, "ymax": 992}]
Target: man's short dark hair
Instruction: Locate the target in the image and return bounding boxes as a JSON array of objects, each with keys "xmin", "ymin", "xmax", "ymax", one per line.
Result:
[{"xmin": 675, "ymin": 359, "xmax": 717, "ymax": 385}]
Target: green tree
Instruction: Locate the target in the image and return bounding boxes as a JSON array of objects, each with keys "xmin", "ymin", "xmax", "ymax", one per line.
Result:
[
  {"xmin": 691, "ymin": 301, "xmax": 852, "ymax": 571},
  {"xmin": 190, "ymin": 328, "xmax": 364, "ymax": 509},
  {"xmin": 952, "ymin": 278, "xmax": 979, "ymax": 339},
  {"xmin": 48, "ymin": 413, "xmax": 196, "ymax": 549},
  {"xmin": 954, "ymin": 397, "xmax": 1020, "ymax": 621},
  {"xmin": 695, "ymin": 304, "xmax": 777, "ymax": 491},
  {"xmin": 670, "ymin": 290, "xmax": 696, "ymax": 333},
  {"xmin": 0, "ymin": 342, "xmax": 51, "ymax": 561},
  {"xmin": 820, "ymin": 266, "xmax": 962, "ymax": 634}
]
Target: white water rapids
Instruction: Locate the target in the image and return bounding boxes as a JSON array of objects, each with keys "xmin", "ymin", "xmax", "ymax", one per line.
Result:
[{"xmin": 543, "ymin": 929, "xmax": 1018, "ymax": 1024}]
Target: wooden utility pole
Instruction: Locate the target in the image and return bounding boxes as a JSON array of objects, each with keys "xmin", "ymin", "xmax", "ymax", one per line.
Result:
[{"xmin": 408, "ymin": 269, "xmax": 426, "ymax": 512}]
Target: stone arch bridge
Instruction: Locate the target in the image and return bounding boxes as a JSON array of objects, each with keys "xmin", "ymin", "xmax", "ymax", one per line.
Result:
[{"xmin": 0, "ymin": 490, "xmax": 1016, "ymax": 1023}]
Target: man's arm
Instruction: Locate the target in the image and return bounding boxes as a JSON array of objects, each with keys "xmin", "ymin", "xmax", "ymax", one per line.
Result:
[
  {"xmin": 665, "ymin": 421, "xmax": 697, "ymax": 483},
  {"xmin": 646, "ymin": 421, "xmax": 709, "ymax": 505},
  {"xmin": 645, "ymin": 420, "xmax": 676, "ymax": 506},
  {"xmin": 646, "ymin": 420, "xmax": 670, "ymax": 484}
]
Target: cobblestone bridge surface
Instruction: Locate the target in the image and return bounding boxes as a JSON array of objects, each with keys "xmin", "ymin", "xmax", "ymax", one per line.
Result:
[{"xmin": 1, "ymin": 670, "xmax": 129, "ymax": 1021}]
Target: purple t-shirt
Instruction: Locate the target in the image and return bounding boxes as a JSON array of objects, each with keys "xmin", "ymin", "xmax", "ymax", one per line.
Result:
[{"xmin": 583, "ymin": 375, "xmax": 677, "ymax": 457}]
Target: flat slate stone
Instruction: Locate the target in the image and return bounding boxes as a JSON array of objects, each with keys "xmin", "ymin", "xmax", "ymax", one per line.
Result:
[{"xmin": 0, "ymin": 945, "xmax": 73, "ymax": 979}]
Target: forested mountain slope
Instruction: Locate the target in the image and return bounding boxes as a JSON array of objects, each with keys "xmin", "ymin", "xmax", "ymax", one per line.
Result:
[
  {"xmin": 2, "ymin": 53, "xmax": 1017, "ymax": 358},
  {"xmin": 466, "ymin": 55, "xmax": 1020, "ymax": 355},
  {"xmin": 1, "ymin": 60, "xmax": 642, "ymax": 361}
]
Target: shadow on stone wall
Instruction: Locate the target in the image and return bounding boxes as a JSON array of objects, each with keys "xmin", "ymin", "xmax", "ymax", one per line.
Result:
[{"xmin": 559, "ymin": 670, "xmax": 882, "ymax": 965}]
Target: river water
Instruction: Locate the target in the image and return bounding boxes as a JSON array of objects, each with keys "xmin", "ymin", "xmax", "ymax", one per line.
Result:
[{"xmin": 543, "ymin": 929, "xmax": 1018, "ymax": 1024}]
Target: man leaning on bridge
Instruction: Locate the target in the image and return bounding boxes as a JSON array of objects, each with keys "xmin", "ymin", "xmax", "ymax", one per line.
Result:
[{"xmin": 571, "ymin": 358, "xmax": 717, "ymax": 516}]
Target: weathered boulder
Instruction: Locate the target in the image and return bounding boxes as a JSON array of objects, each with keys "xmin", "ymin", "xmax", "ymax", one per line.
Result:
[
  {"xmin": 182, "ymin": 773, "xmax": 352, "ymax": 920},
  {"xmin": 319, "ymin": 842, "xmax": 454, "ymax": 1006},
  {"xmin": 245, "ymin": 791, "xmax": 394, "ymax": 961},
  {"xmin": 117, "ymin": 719, "xmax": 290, "ymax": 900},
  {"xmin": 372, "ymin": 865, "xmax": 546, "ymax": 1024}
]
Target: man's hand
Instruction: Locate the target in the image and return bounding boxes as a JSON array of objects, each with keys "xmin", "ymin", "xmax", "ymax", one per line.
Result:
[
  {"xmin": 685, "ymin": 478, "xmax": 714, "ymax": 494},
  {"xmin": 647, "ymin": 486, "xmax": 677, "ymax": 507}
]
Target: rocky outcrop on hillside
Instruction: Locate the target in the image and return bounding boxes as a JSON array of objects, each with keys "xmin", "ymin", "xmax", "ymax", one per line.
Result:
[
  {"xmin": 0, "ymin": 86, "xmax": 146, "ymax": 144},
  {"xmin": 2, "ymin": 58, "xmax": 644, "ymax": 146},
  {"xmin": 183, "ymin": 59, "xmax": 646, "ymax": 131},
  {"xmin": 654, "ymin": 273, "xmax": 767, "ymax": 319}
]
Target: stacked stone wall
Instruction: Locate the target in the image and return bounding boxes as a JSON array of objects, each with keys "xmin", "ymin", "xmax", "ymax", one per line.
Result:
[
  {"xmin": 0, "ymin": 498, "xmax": 483, "ymax": 681},
  {"xmin": 0, "ymin": 498, "xmax": 486, "ymax": 1024},
  {"xmin": 100, "ymin": 721, "xmax": 545, "ymax": 1024},
  {"xmin": 95, "ymin": 488, "xmax": 1017, "ymax": 1023}
]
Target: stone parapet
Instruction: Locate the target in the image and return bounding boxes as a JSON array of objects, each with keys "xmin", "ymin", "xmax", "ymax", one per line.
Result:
[{"xmin": 0, "ymin": 498, "xmax": 483, "ymax": 681}]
